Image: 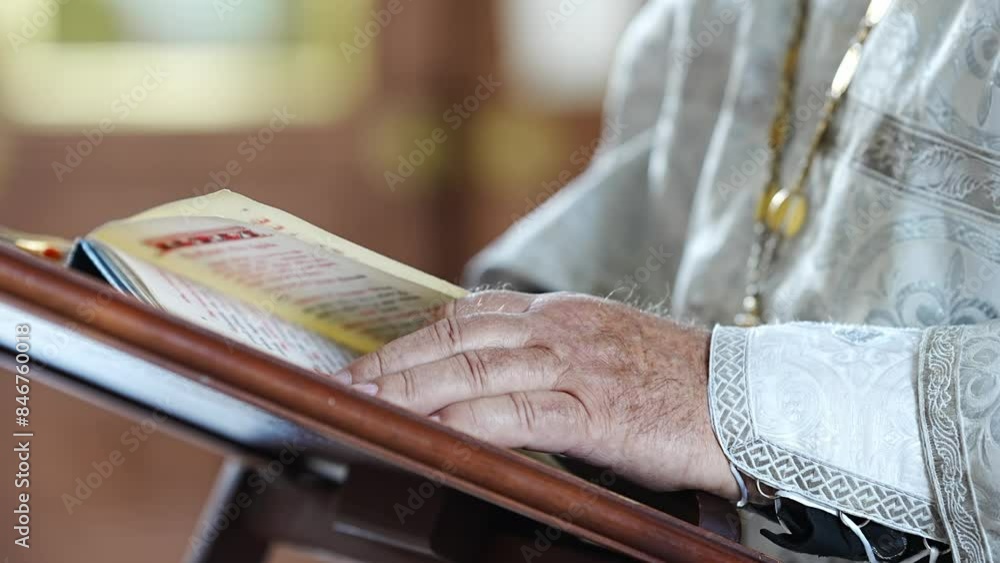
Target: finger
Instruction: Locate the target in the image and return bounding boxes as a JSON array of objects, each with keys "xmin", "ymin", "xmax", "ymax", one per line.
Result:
[
  {"xmin": 365, "ymin": 348, "xmax": 561, "ymax": 415},
  {"xmin": 434, "ymin": 391, "xmax": 589, "ymax": 454},
  {"xmin": 343, "ymin": 314, "xmax": 534, "ymax": 382},
  {"xmin": 448, "ymin": 290, "xmax": 535, "ymax": 317},
  {"xmin": 415, "ymin": 291, "xmax": 534, "ymax": 329}
]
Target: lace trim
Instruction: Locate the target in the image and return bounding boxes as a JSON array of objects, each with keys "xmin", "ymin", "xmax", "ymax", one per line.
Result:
[
  {"xmin": 708, "ymin": 326, "xmax": 947, "ymax": 540},
  {"xmin": 917, "ymin": 326, "xmax": 993, "ymax": 563}
]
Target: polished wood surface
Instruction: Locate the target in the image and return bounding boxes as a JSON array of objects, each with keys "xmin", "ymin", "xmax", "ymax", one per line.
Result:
[
  {"xmin": 0, "ymin": 351, "xmax": 632, "ymax": 563},
  {"xmin": 0, "ymin": 244, "xmax": 774, "ymax": 562}
]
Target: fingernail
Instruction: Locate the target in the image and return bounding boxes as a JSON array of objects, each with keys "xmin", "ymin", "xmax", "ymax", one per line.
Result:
[
  {"xmin": 429, "ymin": 415, "xmax": 441, "ymax": 423},
  {"xmin": 331, "ymin": 371, "xmax": 351, "ymax": 385},
  {"xmin": 353, "ymin": 382, "xmax": 379, "ymax": 396}
]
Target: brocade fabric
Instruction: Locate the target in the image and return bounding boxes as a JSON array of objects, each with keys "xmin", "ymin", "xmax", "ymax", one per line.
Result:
[{"xmin": 465, "ymin": 1, "xmax": 1000, "ymax": 561}]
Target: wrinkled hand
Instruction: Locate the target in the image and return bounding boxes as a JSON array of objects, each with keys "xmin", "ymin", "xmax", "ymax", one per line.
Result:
[{"xmin": 336, "ymin": 290, "xmax": 737, "ymax": 499}]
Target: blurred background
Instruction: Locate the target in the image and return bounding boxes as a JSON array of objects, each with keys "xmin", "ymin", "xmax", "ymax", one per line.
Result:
[{"xmin": 0, "ymin": 1, "xmax": 642, "ymax": 561}]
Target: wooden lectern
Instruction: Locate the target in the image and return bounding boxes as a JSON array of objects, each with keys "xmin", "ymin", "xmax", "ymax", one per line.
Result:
[{"xmin": 0, "ymin": 245, "xmax": 773, "ymax": 563}]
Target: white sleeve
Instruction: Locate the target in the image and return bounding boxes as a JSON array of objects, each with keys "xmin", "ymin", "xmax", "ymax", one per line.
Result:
[
  {"xmin": 712, "ymin": 320, "xmax": 1000, "ymax": 563},
  {"xmin": 708, "ymin": 322, "xmax": 945, "ymax": 542}
]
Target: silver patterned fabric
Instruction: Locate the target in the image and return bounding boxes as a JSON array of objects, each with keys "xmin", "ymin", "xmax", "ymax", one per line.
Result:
[
  {"xmin": 465, "ymin": 0, "xmax": 1000, "ymax": 561},
  {"xmin": 919, "ymin": 325, "xmax": 1000, "ymax": 563},
  {"xmin": 709, "ymin": 324, "xmax": 942, "ymax": 537}
]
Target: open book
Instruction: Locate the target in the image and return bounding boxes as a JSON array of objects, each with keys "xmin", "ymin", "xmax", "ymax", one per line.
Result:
[
  {"xmin": 70, "ymin": 190, "xmax": 468, "ymax": 379},
  {"xmin": 0, "ymin": 194, "xmax": 754, "ymax": 563}
]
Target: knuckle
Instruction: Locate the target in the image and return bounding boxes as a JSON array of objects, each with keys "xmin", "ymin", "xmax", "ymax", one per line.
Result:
[
  {"xmin": 527, "ymin": 295, "xmax": 556, "ymax": 313},
  {"xmin": 398, "ymin": 369, "xmax": 420, "ymax": 403},
  {"xmin": 454, "ymin": 291, "xmax": 501, "ymax": 316},
  {"xmin": 533, "ymin": 346, "xmax": 564, "ymax": 371},
  {"xmin": 457, "ymin": 350, "xmax": 490, "ymax": 393},
  {"xmin": 432, "ymin": 317, "xmax": 463, "ymax": 350},
  {"xmin": 463, "ymin": 291, "xmax": 490, "ymax": 306},
  {"xmin": 509, "ymin": 392, "xmax": 538, "ymax": 434},
  {"xmin": 561, "ymin": 389, "xmax": 604, "ymax": 438},
  {"xmin": 557, "ymin": 396, "xmax": 587, "ymax": 422},
  {"xmin": 526, "ymin": 292, "xmax": 587, "ymax": 322},
  {"xmin": 371, "ymin": 349, "xmax": 389, "ymax": 377},
  {"xmin": 453, "ymin": 293, "xmax": 485, "ymax": 316}
]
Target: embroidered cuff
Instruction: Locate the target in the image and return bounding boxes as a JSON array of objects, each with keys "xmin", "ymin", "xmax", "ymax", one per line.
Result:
[
  {"xmin": 708, "ymin": 323, "xmax": 946, "ymax": 541},
  {"xmin": 917, "ymin": 325, "xmax": 999, "ymax": 563}
]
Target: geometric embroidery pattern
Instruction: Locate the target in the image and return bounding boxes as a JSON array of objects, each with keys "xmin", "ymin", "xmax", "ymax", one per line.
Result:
[{"xmin": 709, "ymin": 327, "xmax": 948, "ymax": 541}]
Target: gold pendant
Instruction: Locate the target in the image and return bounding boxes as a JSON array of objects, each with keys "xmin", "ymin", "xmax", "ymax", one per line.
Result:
[
  {"xmin": 764, "ymin": 189, "xmax": 808, "ymax": 238},
  {"xmin": 755, "ymin": 181, "xmax": 781, "ymax": 222}
]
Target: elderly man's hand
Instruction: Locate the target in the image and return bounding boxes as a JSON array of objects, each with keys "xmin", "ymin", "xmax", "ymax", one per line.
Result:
[{"xmin": 337, "ymin": 290, "xmax": 737, "ymax": 499}]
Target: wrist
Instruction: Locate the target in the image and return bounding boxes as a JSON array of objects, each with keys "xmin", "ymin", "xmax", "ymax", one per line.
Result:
[{"xmin": 704, "ymin": 438, "xmax": 742, "ymax": 500}]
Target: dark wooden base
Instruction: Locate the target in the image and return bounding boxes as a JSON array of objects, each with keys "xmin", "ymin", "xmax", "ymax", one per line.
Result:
[{"xmin": 184, "ymin": 457, "xmax": 632, "ymax": 563}]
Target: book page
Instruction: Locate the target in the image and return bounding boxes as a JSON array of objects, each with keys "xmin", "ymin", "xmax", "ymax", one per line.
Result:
[
  {"xmin": 90, "ymin": 215, "xmax": 458, "ymax": 352},
  {"xmin": 123, "ymin": 189, "xmax": 467, "ymax": 301},
  {"xmin": 112, "ymin": 249, "xmax": 357, "ymax": 377}
]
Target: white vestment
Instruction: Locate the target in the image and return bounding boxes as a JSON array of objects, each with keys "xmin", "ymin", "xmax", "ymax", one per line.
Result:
[{"xmin": 466, "ymin": 1, "xmax": 1000, "ymax": 561}]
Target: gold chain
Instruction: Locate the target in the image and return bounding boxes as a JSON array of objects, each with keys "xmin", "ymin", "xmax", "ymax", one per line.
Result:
[{"xmin": 735, "ymin": 0, "xmax": 893, "ymax": 326}]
